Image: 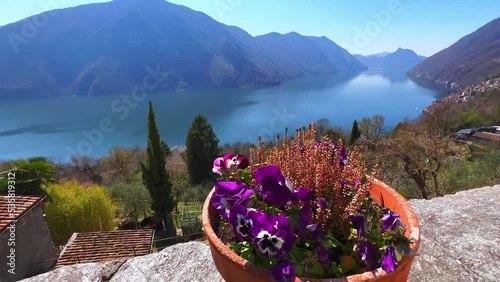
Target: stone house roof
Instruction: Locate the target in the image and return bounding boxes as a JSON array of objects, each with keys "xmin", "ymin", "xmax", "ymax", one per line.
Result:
[
  {"xmin": 56, "ymin": 229, "xmax": 155, "ymax": 267},
  {"xmin": 0, "ymin": 195, "xmax": 45, "ymax": 234}
]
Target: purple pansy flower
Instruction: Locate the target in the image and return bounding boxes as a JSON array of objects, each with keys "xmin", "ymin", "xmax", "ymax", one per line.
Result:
[
  {"xmin": 381, "ymin": 246, "xmax": 398, "ymax": 272},
  {"xmin": 229, "ymin": 205, "xmax": 258, "ymax": 243},
  {"xmin": 299, "ymin": 204, "xmax": 312, "ymax": 227},
  {"xmin": 314, "ymin": 244, "xmax": 330, "ymax": 266},
  {"xmin": 349, "ymin": 214, "xmax": 366, "ymax": 238},
  {"xmin": 340, "ymin": 146, "xmax": 347, "ymax": 166},
  {"xmin": 212, "ymin": 157, "xmax": 225, "ymax": 174},
  {"xmin": 215, "ymin": 181, "xmax": 247, "ymax": 198},
  {"xmin": 255, "ymin": 166, "xmax": 294, "ymax": 208},
  {"xmin": 212, "ymin": 154, "xmax": 234, "ymax": 174},
  {"xmin": 226, "ymin": 154, "xmax": 250, "ymax": 170},
  {"xmin": 356, "ymin": 241, "xmax": 378, "ymax": 271},
  {"xmin": 212, "ymin": 193, "xmax": 230, "ymax": 218},
  {"xmin": 298, "ymin": 204, "xmax": 323, "ymax": 240},
  {"xmin": 317, "ymin": 198, "xmax": 328, "ymax": 212},
  {"xmin": 291, "ymin": 203, "xmax": 321, "ymax": 241},
  {"xmin": 213, "ymin": 154, "xmax": 249, "ymax": 174},
  {"xmin": 254, "ymin": 212, "xmax": 291, "ymax": 233},
  {"xmin": 352, "ymin": 178, "xmax": 362, "ymax": 190},
  {"xmin": 300, "ymin": 223, "xmax": 323, "ymax": 241},
  {"xmin": 224, "ymin": 153, "xmax": 236, "ymax": 165},
  {"xmin": 235, "ymin": 155, "xmax": 250, "ymax": 169},
  {"xmin": 308, "ymin": 224, "xmax": 324, "ymax": 239},
  {"xmin": 213, "ymin": 181, "xmax": 254, "ymax": 219},
  {"xmin": 270, "ymin": 259, "xmax": 296, "ymax": 282},
  {"xmin": 380, "ymin": 210, "xmax": 404, "ymax": 233},
  {"xmin": 250, "ymin": 213, "xmax": 296, "ymax": 258},
  {"xmin": 292, "ymin": 187, "xmax": 312, "ymax": 203}
]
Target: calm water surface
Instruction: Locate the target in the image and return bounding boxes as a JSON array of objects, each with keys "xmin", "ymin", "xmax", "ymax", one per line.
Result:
[{"xmin": 0, "ymin": 70, "xmax": 442, "ymax": 161}]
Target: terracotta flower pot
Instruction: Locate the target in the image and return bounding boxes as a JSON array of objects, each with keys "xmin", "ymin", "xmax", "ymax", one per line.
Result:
[{"xmin": 202, "ymin": 179, "xmax": 420, "ymax": 282}]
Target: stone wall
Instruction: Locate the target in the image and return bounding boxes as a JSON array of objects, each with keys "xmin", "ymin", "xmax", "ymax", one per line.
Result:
[
  {"xmin": 473, "ymin": 131, "xmax": 500, "ymax": 142},
  {"xmin": 0, "ymin": 204, "xmax": 58, "ymax": 282}
]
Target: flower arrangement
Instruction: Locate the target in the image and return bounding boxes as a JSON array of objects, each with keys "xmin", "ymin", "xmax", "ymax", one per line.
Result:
[{"xmin": 210, "ymin": 124, "xmax": 415, "ymax": 281}]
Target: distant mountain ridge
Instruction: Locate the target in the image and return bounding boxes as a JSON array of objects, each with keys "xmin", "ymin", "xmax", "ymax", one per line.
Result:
[
  {"xmin": 408, "ymin": 18, "xmax": 500, "ymax": 88},
  {"xmin": 354, "ymin": 48, "xmax": 426, "ymax": 70},
  {"xmin": 0, "ymin": 0, "xmax": 366, "ymax": 99},
  {"xmin": 369, "ymin": 52, "xmax": 390, "ymax": 58}
]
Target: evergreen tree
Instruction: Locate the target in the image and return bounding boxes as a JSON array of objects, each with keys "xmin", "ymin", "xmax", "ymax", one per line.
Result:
[
  {"xmin": 140, "ymin": 101, "xmax": 175, "ymax": 235},
  {"xmin": 160, "ymin": 140, "xmax": 171, "ymax": 157},
  {"xmin": 186, "ymin": 114, "xmax": 220, "ymax": 184},
  {"xmin": 349, "ymin": 120, "xmax": 362, "ymax": 145}
]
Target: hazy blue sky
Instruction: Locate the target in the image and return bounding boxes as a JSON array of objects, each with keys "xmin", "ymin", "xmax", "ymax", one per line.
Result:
[{"xmin": 1, "ymin": 0, "xmax": 498, "ymax": 56}]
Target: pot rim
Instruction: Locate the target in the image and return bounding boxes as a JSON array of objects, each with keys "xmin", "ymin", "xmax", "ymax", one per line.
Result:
[{"xmin": 202, "ymin": 178, "xmax": 420, "ymax": 282}]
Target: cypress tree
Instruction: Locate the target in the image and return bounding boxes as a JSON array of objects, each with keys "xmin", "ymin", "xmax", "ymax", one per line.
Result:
[
  {"xmin": 349, "ymin": 120, "xmax": 362, "ymax": 145},
  {"xmin": 186, "ymin": 114, "xmax": 220, "ymax": 184},
  {"xmin": 140, "ymin": 101, "xmax": 175, "ymax": 235}
]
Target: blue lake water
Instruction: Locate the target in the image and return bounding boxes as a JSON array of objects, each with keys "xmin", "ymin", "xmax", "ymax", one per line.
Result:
[{"xmin": 0, "ymin": 70, "xmax": 442, "ymax": 162}]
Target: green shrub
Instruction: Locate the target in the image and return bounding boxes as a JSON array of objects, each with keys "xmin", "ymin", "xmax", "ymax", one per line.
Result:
[
  {"xmin": 108, "ymin": 177, "xmax": 152, "ymax": 222},
  {"xmin": 441, "ymin": 145, "xmax": 500, "ymax": 194},
  {"xmin": 180, "ymin": 218, "xmax": 202, "ymax": 235},
  {"xmin": 44, "ymin": 180, "xmax": 116, "ymax": 246}
]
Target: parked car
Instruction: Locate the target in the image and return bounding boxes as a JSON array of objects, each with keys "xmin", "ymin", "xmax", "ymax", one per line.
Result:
[
  {"xmin": 477, "ymin": 126, "xmax": 500, "ymax": 134},
  {"xmin": 453, "ymin": 128, "xmax": 478, "ymax": 140}
]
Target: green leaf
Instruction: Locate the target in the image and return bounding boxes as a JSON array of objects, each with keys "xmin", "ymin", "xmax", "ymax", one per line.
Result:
[
  {"xmin": 240, "ymin": 246, "xmax": 255, "ymax": 262},
  {"xmin": 305, "ymin": 258, "xmax": 326, "ymax": 278},
  {"xmin": 295, "ymin": 263, "xmax": 305, "ymax": 277},
  {"xmin": 327, "ymin": 262, "xmax": 342, "ymax": 278}
]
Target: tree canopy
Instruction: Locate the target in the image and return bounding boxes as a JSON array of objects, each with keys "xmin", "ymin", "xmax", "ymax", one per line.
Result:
[
  {"xmin": 0, "ymin": 157, "xmax": 55, "ymax": 195},
  {"xmin": 108, "ymin": 177, "xmax": 152, "ymax": 225},
  {"xmin": 349, "ymin": 120, "xmax": 362, "ymax": 145},
  {"xmin": 140, "ymin": 101, "xmax": 175, "ymax": 234},
  {"xmin": 185, "ymin": 114, "xmax": 219, "ymax": 184}
]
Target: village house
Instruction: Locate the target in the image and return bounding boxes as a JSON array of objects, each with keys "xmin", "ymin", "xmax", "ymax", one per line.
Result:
[{"xmin": 0, "ymin": 196, "xmax": 58, "ymax": 282}]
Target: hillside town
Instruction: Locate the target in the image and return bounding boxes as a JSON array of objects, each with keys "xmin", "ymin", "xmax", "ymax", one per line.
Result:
[{"xmin": 426, "ymin": 78, "xmax": 500, "ymax": 113}]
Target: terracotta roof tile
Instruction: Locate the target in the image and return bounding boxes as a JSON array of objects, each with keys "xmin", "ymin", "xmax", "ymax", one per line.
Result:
[
  {"xmin": 56, "ymin": 229, "xmax": 154, "ymax": 267},
  {"xmin": 0, "ymin": 195, "xmax": 44, "ymax": 234}
]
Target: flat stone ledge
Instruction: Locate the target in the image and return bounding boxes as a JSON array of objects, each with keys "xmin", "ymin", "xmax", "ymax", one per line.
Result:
[
  {"xmin": 23, "ymin": 184, "xmax": 500, "ymax": 282},
  {"xmin": 21, "ymin": 242, "xmax": 223, "ymax": 282},
  {"xmin": 408, "ymin": 184, "xmax": 500, "ymax": 282}
]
